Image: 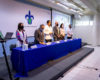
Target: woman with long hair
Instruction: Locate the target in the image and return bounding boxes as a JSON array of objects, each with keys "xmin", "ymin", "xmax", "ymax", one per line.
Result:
[
  {"xmin": 60, "ymin": 23, "xmax": 65, "ymax": 40},
  {"xmin": 16, "ymin": 23, "xmax": 28, "ymax": 47}
]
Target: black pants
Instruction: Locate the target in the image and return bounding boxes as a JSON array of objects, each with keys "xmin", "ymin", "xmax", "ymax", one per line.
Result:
[
  {"xmin": 34, "ymin": 40, "xmax": 39, "ymax": 44},
  {"xmin": 45, "ymin": 39, "xmax": 52, "ymax": 43},
  {"xmin": 60, "ymin": 35, "xmax": 65, "ymax": 40},
  {"xmin": 67, "ymin": 37, "xmax": 72, "ymax": 39}
]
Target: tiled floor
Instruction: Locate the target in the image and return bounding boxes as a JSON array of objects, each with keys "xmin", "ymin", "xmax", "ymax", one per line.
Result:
[{"xmin": 59, "ymin": 46, "xmax": 100, "ymax": 80}]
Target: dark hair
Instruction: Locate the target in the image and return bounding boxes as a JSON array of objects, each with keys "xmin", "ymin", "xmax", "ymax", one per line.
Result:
[
  {"xmin": 47, "ymin": 20, "xmax": 51, "ymax": 24},
  {"xmin": 40, "ymin": 24, "xmax": 44, "ymax": 28},
  {"xmin": 69, "ymin": 24, "xmax": 72, "ymax": 28},
  {"xmin": 18, "ymin": 23, "xmax": 23, "ymax": 31},
  {"xmin": 60, "ymin": 23, "xmax": 64, "ymax": 28}
]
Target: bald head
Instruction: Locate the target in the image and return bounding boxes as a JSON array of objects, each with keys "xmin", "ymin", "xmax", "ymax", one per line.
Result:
[
  {"xmin": 55, "ymin": 21, "xmax": 59, "ymax": 26},
  {"xmin": 40, "ymin": 24, "xmax": 45, "ymax": 29}
]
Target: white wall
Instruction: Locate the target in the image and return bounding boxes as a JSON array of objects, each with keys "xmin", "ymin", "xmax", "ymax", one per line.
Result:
[
  {"xmin": 73, "ymin": 15, "xmax": 94, "ymax": 45},
  {"xmin": 0, "ymin": 0, "xmax": 51, "ymax": 37},
  {"xmin": 93, "ymin": 13, "xmax": 100, "ymax": 45},
  {"xmin": 73, "ymin": 25, "xmax": 94, "ymax": 44},
  {"xmin": 73, "ymin": 13, "xmax": 100, "ymax": 46}
]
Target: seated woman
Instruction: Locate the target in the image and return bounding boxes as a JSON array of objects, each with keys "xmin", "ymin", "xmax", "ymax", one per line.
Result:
[
  {"xmin": 60, "ymin": 23, "xmax": 65, "ymax": 40},
  {"xmin": 16, "ymin": 23, "xmax": 28, "ymax": 47}
]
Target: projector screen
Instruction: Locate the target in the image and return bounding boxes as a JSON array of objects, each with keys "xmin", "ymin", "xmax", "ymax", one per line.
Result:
[
  {"xmin": 52, "ymin": 10, "xmax": 71, "ymax": 34},
  {"xmin": 0, "ymin": 0, "xmax": 51, "ymax": 38}
]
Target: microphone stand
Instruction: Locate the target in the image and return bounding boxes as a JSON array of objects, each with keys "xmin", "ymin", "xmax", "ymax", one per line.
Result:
[{"xmin": 0, "ymin": 39, "xmax": 13, "ymax": 80}]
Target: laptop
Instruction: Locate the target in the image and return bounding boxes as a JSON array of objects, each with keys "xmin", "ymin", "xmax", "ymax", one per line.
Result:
[{"xmin": 0, "ymin": 31, "xmax": 13, "ymax": 41}]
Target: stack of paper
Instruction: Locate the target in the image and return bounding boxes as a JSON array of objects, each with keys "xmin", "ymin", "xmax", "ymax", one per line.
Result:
[{"xmin": 31, "ymin": 45, "xmax": 37, "ymax": 49}]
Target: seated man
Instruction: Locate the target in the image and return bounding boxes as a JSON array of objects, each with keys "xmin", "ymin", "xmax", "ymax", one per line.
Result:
[{"xmin": 34, "ymin": 24, "xmax": 45, "ymax": 44}]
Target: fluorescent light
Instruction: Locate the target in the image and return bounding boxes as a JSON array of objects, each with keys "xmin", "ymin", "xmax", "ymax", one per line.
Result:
[
  {"xmin": 57, "ymin": 2, "xmax": 69, "ymax": 9},
  {"xmin": 50, "ymin": 0, "xmax": 55, "ymax": 3},
  {"xmin": 49, "ymin": 0, "xmax": 83, "ymax": 15},
  {"xmin": 70, "ymin": 8, "xmax": 77, "ymax": 12},
  {"xmin": 79, "ymin": 12, "xmax": 83, "ymax": 15},
  {"xmin": 57, "ymin": 2, "xmax": 82, "ymax": 14},
  {"xmin": 48, "ymin": 0, "xmax": 55, "ymax": 3}
]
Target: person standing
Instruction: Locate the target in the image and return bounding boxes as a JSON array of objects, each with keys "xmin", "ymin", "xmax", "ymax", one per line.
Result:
[
  {"xmin": 34, "ymin": 24, "xmax": 45, "ymax": 44},
  {"xmin": 16, "ymin": 23, "xmax": 28, "ymax": 47},
  {"xmin": 44, "ymin": 20, "xmax": 53, "ymax": 43},
  {"xmin": 53, "ymin": 21, "xmax": 60, "ymax": 41},
  {"xmin": 60, "ymin": 23, "xmax": 65, "ymax": 40},
  {"xmin": 67, "ymin": 24, "xmax": 73, "ymax": 39}
]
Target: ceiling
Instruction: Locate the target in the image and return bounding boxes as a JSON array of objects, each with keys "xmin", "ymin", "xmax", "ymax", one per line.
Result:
[
  {"xmin": 80, "ymin": 0, "xmax": 100, "ymax": 13},
  {"xmin": 26, "ymin": 0, "xmax": 100, "ymax": 15}
]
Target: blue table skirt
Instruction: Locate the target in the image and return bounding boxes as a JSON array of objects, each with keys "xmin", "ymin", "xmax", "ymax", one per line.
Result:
[{"xmin": 11, "ymin": 39, "xmax": 82, "ymax": 77}]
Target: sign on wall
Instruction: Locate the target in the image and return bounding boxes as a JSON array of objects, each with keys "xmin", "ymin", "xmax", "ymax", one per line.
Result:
[{"xmin": 25, "ymin": 10, "xmax": 34, "ymax": 25}]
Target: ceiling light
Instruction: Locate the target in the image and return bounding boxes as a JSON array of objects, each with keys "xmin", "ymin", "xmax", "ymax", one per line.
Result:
[
  {"xmin": 57, "ymin": 2, "xmax": 69, "ymax": 9},
  {"xmin": 49, "ymin": 0, "xmax": 83, "ymax": 15}
]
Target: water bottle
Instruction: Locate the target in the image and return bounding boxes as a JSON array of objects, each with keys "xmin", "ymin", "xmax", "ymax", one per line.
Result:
[{"xmin": 22, "ymin": 44, "xmax": 25, "ymax": 51}]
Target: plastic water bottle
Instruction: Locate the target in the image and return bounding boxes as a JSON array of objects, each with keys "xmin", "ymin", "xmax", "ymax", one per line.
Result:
[
  {"xmin": 22, "ymin": 44, "xmax": 25, "ymax": 51},
  {"xmin": 22, "ymin": 44, "xmax": 28, "ymax": 51}
]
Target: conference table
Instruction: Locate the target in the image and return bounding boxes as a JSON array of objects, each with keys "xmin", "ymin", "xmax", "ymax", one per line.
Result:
[{"xmin": 11, "ymin": 38, "xmax": 82, "ymax": 77}]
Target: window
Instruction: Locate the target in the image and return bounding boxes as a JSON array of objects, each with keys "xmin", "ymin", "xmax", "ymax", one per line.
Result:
[{"xmin": 75, "ymin": 15, "xmax": 93, "ymax": 26}]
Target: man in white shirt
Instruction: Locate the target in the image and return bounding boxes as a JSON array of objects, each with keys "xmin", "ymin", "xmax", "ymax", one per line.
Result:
[
  {"xmin": 44, "ymin": 20, "xmax": 53, "ymax": 43},
  {"xmin": 67, "ymin": 24, "xmax": 73, "ymax": 39}
]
